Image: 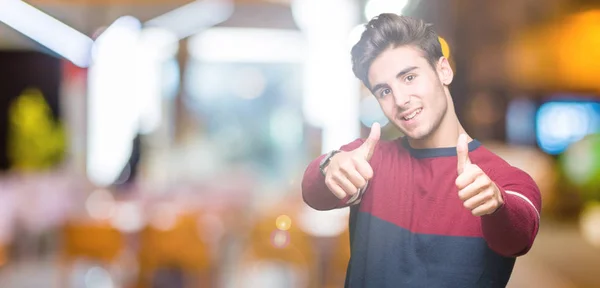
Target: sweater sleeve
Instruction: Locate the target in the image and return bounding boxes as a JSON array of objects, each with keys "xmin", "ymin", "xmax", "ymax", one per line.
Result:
[
  {"xmin": 301, "ymin": 138, "xmax": 379, "ymax": 211},
  {"xmin": 481, "ymin": 165, "xmax": 542, "ymax": 257}
]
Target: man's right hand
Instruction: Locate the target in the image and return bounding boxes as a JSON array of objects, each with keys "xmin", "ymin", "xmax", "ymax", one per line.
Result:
[{"xmin": 324, "ymin": 123, "xmax": 381, "ymax": 199}]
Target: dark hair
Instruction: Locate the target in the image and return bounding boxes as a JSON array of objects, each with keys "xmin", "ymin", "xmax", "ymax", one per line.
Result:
[{"xmin": 351, "ymin": 13, "xmax": 443, "ymax": 89}]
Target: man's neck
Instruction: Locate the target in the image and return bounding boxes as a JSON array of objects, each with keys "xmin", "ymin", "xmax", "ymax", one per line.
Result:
[{"xmin": 407, "ymin": 107, "xmax": 470, "ymax": 149}]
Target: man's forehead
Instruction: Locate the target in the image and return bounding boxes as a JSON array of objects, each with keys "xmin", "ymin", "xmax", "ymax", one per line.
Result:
[
  {"xmin": 376, "ymin": 46, "xmax": 427, "ymax": 66},
  {"xmin": 368, "ymin": 47, "xmax": 428, "ymax": 82}
]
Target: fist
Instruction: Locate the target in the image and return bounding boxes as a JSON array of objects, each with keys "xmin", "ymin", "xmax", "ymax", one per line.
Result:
[
  {"xmin": 456, "ymin": 134, "xmax": 504, "ymax": 216},
  {"xmin": 324, "ymin": 123, "xmax": 380, "ymax": 200}
]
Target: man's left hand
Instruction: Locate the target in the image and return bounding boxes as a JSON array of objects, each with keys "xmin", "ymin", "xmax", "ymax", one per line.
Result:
[{"xmin": 456, "ymin": 134, "xmax": 504, "ymax": 216}]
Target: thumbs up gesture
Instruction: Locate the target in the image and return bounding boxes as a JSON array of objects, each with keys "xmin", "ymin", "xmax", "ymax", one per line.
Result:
[
  {"xmin": 455, "ymin": 134, "xmax": 504, "ymax": 216},
  {"xmin": 324, "ymin": 123, "xmax": 381, "ymax": 200}
]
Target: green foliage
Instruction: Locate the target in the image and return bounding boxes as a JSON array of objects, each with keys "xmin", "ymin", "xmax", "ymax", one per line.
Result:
[{"xmin": 7, "ymin": 88, "xmax": 66, "ymax": 171}]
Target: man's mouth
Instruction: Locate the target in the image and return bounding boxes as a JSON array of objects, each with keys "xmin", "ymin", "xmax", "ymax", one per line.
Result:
[{"xmin": 402, "ymin": 108, "xmax": 423, "ymax": 121}]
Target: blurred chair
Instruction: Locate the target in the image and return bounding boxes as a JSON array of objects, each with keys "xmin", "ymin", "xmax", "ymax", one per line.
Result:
[
  {"xmin": 60, "ymin": 220, "xmax": 125, "ymax": 287},
  {"xmin": 236, "ymin": 210, "xmax": 319, "ymax": 288},
  {"xmin": 136, "ymin": 212, "xmax": 213, "ymax": 288},
  {"xmin": 0, "ymin": 243, "xmax": 8, "ymax": 268},
  {"xmin": 323, "ymin": 228, "xmax": 351, "ymax": 288}
]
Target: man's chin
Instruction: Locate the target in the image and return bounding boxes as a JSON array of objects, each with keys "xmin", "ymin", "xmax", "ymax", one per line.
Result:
[
  {"xmin": 401, "ymin": 129, "xmax": 428, "ymax": 141},
  {"xmin": 391, "ymin": 121, "xmax": 429, "ymax": 139}
]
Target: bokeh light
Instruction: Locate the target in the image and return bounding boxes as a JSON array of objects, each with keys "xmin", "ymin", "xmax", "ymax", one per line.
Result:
[
  {"xmin": 561, "ymin": 134, "xmax": 600, "ymax": 199},
  {"xmin": 360, "ymin": 95, "xmax": 389, "ymax": 128},
  {"xmin": 85, "ymin": 189, "xmax": 116, "ymax": 220},
  {"xmin": 439, "ymin": 36, "xmax": 450, "ymax": 59},
  {"xmin": 580, "ymin": 202, "xmax": 600, "ymax": 248},
  {"xmin": 270, "ymin": 230, "xmax": 290, "ymax": 249},
  {"xmin": 275, "ymin": 215, "xmax": 292, "ymax": 231},
  {"xmin": 364, "ymin": 0, "xmax": 410, "ymax": 20}
]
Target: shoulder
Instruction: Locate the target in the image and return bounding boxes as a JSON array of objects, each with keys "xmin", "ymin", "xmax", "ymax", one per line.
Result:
[
  {"xmin": 470, "ymin": 145, "xmax": 511, "ymax": 170},
  {"xmin": 471, "ymin": 145, "xmax": 536, "ymax": 185}
]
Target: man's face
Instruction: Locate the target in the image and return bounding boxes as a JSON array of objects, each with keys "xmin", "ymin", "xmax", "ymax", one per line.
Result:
[{"xmin": 367, "ymin": 45, "xmax": 450, "ymax": 140}]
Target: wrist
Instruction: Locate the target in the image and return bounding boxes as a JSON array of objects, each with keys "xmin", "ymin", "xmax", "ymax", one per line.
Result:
[
  {"xmin": 320, "ymin": 150, "xmax": 341, "ymax": 176},
  {"xmin": 491, "ymin": 183, "xmax": 505, "ymax": 214}
]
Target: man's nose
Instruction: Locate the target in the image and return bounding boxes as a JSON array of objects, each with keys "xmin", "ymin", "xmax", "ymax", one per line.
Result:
[{"xmin": 393, "ymin": 89, "xmax": 411, "ymax": 108}]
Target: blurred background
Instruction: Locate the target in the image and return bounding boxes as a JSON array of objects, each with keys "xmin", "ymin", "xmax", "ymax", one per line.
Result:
[{"xmin": 0, "ymin": 0, "xmax": 599, "ymax": 287}]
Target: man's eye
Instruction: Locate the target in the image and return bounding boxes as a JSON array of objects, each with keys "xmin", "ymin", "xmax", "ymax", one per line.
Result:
[
  {"xmin": 380, "ymin": 88, "xmax": 391, "ymax": 97},
  {"xmin": 405, "ymin": 75, "xmax": 416, "ymax": 82}
]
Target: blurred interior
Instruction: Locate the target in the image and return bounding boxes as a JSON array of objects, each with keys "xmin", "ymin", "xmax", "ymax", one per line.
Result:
[{"xmin": 1, "ymin": 0, "xmax": 600, "ymax": 287}]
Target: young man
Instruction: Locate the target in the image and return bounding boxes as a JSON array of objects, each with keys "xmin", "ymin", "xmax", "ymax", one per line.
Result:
[{"xmin": 301, "ymin": 14, "xmax": 541, "ymax": 287}]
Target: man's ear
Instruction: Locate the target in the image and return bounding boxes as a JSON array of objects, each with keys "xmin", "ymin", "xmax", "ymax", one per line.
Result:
[{"xmin": 437, "ymin": 57, "xmax": 454, "ymax": 86}]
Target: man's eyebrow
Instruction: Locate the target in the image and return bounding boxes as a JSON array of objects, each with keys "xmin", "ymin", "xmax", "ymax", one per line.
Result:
[
  {"xmin": 371, "ymin": 83, "xmax": 389, "ymax": 94},
  {"xmin": 396, "ymin": 66, "xmax": 418, "ymax": 78},
  {"xmin": 371, "ymin": 66, "xmax": 418, "ymax": 93}
]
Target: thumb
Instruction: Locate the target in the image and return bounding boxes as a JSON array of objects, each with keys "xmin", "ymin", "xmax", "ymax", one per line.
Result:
[
  {"xmin": 456, "ymin": 133, "xmax": 471, "ymax": 174},
  {"xmin": 359, "ymin": 122, "xmax": 381, "ymax": 160}
]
